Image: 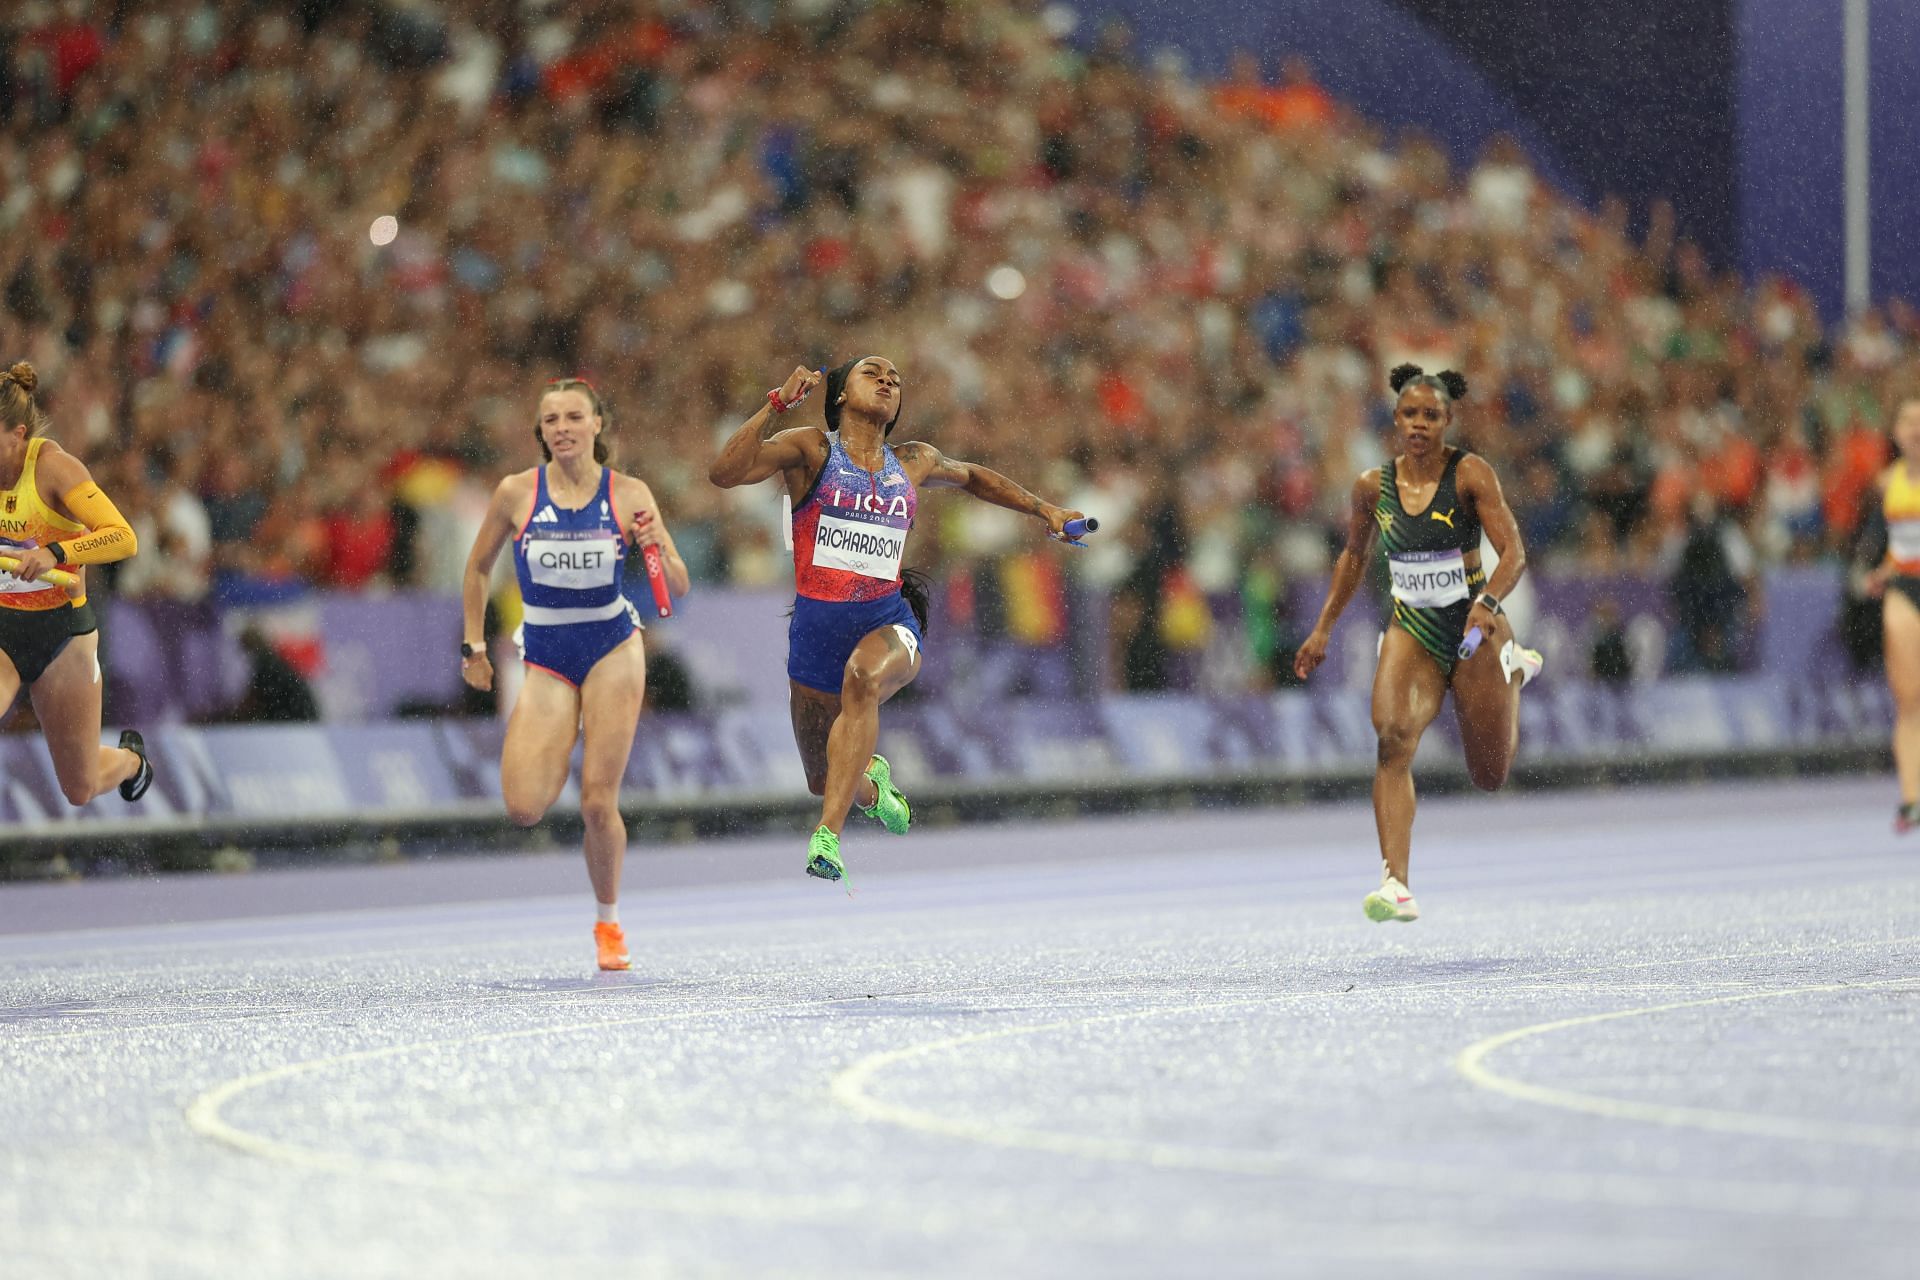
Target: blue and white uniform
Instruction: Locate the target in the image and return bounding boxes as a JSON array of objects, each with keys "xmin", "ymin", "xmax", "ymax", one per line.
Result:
[{"xmin": 512, "ymin": 466, "xmax": 641, "ymax": 687}]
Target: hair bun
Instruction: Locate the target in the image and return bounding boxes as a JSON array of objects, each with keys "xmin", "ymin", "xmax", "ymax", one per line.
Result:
[
  {"xmin": 5, "ymin": 362, "xmax": 35, "ymax": 396},
  {"xmin": 1437, "ymin": 370, "xmax": 1469, "ymax": 400}
]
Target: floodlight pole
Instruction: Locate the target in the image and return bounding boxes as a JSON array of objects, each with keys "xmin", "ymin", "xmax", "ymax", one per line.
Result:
[{"xmin": 1844, "ymin": 0, "xmax": 1870, "ymax": 316}]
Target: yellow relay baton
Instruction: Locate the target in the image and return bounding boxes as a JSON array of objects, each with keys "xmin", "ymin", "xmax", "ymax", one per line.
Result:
[{"xmin": 0, "ymin": 554, "xmax": 81, "ymax": 591}]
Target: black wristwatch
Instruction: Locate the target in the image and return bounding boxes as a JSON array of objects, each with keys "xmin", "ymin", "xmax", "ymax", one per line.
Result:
[
  {"xmin": 460, "ymin": 641, "xmax": 479, "ymax": 660},
  {"xmin": 1475, "ymin": 592, "xmax": 1503, "ymax": 616},
  {"xmin": 45, "ymin": 541, "xmax": 66, "ymax": 563}
]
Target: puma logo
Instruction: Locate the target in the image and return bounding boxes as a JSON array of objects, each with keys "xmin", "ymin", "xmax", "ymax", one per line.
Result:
[
  {"xmin": 1374, "ymin": 509, "xmax": 1394, "ymax": 534},
  {"xmin": 1430, "ymin": 508, "xmax": 1455, "ymax": 528}
]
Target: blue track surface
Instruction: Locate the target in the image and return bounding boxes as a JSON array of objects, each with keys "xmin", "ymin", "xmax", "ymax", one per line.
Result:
[{"xmin": 2, "ymin": 778, "xmax": 1915, "ymax": 1279}]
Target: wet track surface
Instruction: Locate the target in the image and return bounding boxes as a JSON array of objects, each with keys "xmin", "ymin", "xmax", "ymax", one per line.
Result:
[{"xmin": 2, "ymin": 778, "xmax": 1915, "ymax": 1278}]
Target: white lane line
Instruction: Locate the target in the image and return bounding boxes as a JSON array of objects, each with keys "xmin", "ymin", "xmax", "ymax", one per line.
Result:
[{"xmin": 1454, "ymin": 976, "xmax": 1920, "ymax": 1150}]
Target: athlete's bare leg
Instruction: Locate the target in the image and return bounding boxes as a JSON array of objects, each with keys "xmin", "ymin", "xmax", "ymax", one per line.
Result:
[
  {"xmin": 1450, "ymin": 613, "xmax": 1522, "ymax": 792},
  {"xmin": 1371, "ymin": 627, "xmax": 1448, "ymax": 886},
  {"xmin": 28, "ymin": 633, "xmax": 140, "ymax": 806},
  {"xmin": 1885, "ymin": 590, "xmax": 1920, "ymax": 806},
  {"xmin": 0, "ymin": 647, "xmax": 19, "ymax": 726},
  {"xmin": 500, "ymin": 666, "xmax": 582, "ymax": 827},
  {"xmin": 789, "ymin": 682, "xmax": 878, "ymax": 808},
  {"xmin": 577, "ymin": 635, "xmax": 647, "ymax": 906},
  {"xmin": 816, "ymin": 626, "xmax": 921, "ymax": 836}
]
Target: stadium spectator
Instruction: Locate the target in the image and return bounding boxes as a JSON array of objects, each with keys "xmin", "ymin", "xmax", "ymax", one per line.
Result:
[{"xmin": 0, "ymin": 0, "xmax": 1912, "ymax": 698}]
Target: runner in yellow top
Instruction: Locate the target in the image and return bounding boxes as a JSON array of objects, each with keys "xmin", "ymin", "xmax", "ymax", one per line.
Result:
[
  {"xmin": 1866, "ymin": 394, "xmax": 1920, "ymax": 832},
  {"xmin": 0, "ymin": 361, "xmax": 152, "ymax": 806}
]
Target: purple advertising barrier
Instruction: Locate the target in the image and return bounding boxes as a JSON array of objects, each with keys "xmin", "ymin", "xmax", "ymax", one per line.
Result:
[
  {"xmin": 0, "ymin": 673, "xmax": 1892, "ymax": 832},
  {"xmin": 646, "ymin": 588, "xmax": 793, "ymax": 714},
  {"xmin": 308, "ymin": 595, "xmax": 466, "ymax": 720},
  {"xmin": 89, "ymin": 567, "xmax": 1850, "ymax": 729},
  {"xmin": 99, "ymin": 595, "xmax": 469, "ymax": 725}
]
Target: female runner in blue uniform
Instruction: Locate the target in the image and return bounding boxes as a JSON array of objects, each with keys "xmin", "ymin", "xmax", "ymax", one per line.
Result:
[
  {"xmin": 709, "ymin": 357, "xmax": 1082, "ymax": 882},
  {"xmin": 460, "ymin": 377, "xmax": 689, "ymax": 970},
  {"xmin": 1293, "ymin": 365, "xmax": 1542, "ymax": 923}
]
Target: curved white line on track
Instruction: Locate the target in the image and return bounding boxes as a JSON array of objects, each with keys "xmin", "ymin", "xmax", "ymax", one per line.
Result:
[
  {"xmin": 828, "ymin": 954, "xmax": 1920, "ymax": 1219},
  {"xmin": 1454, "ymin": 976, "xmax": 1920, "ymax": 1149},
  {"xmin": 184, "ymin": 991, "xmax": 893, "ymax": 1222}
]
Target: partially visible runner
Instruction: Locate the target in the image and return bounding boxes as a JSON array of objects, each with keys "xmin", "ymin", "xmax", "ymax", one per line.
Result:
[
  {"xmin": 1860, "ymin": 394, "xmax": 1920, "ymax": 832},
  {"xmin": 708, "ymin": 356, "xmax": 1083, "ymax": 883},
  {"xmin": 1293, "ymin": 364, "xmax": 1543, "ymax": 922},
  {"xmin": 460, "ymin": 377, "xmax": 689, "ymax": 970},
  {"xmin": 0, "ymin": 361, "xmax": 152, "ymax": 806}
]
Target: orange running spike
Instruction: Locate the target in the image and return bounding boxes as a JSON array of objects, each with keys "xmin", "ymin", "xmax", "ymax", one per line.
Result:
[{"xmin": 593, "ymin": 922, "xmax": 630, "ymax": 971}]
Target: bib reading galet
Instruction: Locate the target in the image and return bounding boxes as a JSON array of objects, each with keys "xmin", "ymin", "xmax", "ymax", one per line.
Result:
[{"xmin": 523, "ymin": 536, "xmax": 620, "ymax": 590}]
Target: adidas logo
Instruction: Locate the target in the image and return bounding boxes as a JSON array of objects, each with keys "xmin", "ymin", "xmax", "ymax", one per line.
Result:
[{"xmin": 532, "ymin": 505, "xmax": 560, "ymax": 524}]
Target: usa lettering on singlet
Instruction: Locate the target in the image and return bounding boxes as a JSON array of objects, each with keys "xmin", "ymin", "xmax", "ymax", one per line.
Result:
[{"xmin": 1387, "ymin": 549, "xmax": 1470, "ymax": 608}]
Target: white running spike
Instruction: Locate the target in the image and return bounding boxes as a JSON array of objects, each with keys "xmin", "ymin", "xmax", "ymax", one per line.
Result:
[{"xmin": 1500, "ymin": 639, "xmax": 1544, "ymax": 689}]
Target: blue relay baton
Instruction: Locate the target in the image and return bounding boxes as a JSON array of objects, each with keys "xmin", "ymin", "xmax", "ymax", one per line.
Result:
[
  {"xmin": 1457, "ymin": 626, "xmax": 1485, "ymax": 662},
  {"xmin": 1063, "ymin": 517, "xmax": 1098, "ymax": 539}
]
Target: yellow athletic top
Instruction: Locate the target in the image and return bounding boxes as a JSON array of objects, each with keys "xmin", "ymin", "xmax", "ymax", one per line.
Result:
[
  {"xmin": 1886, "ymin": 463, "xmax": 1920, "ymax": 576},
  {"xmin": 0, "ymin": 438, "xmax": 91, "ymax": 610}
]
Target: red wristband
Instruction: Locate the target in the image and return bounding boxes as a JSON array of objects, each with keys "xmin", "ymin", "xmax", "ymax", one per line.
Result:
[{"xmin": 768, "ymin": 388, "xmax": 789, "ymax": 414}]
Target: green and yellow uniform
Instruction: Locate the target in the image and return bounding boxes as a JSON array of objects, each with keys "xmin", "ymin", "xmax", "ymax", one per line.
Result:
[{"xmin": 1375, "ymin": 448, "xmax": 1484, "ymax": 674}]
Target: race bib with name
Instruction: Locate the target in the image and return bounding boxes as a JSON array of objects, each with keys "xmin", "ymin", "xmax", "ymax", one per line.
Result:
[
  {"xmin": 1387, "ymin": 549, "xmax": 1470, "ymax": 608},
  {"xmin": 1891, "ymin": 519, "xmax": 1920, "ymax": 566},
  {"xmin": 0, "ymin": 539, "xmax": 55, "ymax": 593},
  {"xmin": 523, "ymin": 535, "xmax": 620, "ymax": 590},
  {"xmin": 813, "ymin": 507, "xmax": 908, "ymax": 581}
]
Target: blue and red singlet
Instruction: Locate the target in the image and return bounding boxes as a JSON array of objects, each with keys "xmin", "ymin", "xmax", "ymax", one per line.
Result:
[
  {"xmin": 787, "ymin": 437, "xmax": 922, "ymax": 693},
  {"xmin": 512, "ymin": 465, "xmax": 642, "ymax": 687}
]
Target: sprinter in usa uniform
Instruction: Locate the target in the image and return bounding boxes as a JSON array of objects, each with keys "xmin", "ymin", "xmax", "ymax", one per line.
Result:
[{"xmin": 709, "ymin": 356, "xmax": 1082, "ymax": 884}]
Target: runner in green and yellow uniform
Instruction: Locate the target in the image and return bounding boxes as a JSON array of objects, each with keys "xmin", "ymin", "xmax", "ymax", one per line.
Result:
[{"xmin": 1294, "ymin": 365, "xmax": 1543, "ymax": 923}]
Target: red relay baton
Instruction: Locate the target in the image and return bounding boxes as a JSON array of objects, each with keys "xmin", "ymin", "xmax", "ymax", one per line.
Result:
[{"xmin": 641, "ymin": 543, "xmax": 672, "ymax": 618}]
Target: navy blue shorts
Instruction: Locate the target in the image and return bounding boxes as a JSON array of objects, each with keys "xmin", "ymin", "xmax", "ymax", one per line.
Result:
[
  {"xmin": 516, "ymin": 601, "xmax": 642, "ymax": 688},
  {"xmin": 787, "ymin": 593, "xmax": 922, "ymax": 695}
]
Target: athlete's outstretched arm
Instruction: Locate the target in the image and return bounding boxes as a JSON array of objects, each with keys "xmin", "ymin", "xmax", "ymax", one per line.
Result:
[
  {"xmin": 1457, "ymin": 454, "xmax": 1527, "ymax": 641},
  {"xmin": 1294, "ymin": 471, "xmax": 1380, "ymax": 680},
  {"xmin": 896, "ymin": 442, "xmax": 1081, "ymax": 538},
  {"xmin": 459, "ymin": 475, "xmax": 526, "ymax": 691},
  {"xmin": 9, "ymin": 445, "xmax": 137, "ymax": 580},
  {"xmin": 708, "ymin": 366, "xmax": 823, "ymax": 488}
]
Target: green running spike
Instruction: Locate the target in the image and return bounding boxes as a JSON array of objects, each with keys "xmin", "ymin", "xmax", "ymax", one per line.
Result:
[
  {"xmin": 805, "ymin": 825, "xmax": 845, "ymax": 882},
  {"xmin": 860, "ymin": 754, "xmax": 912, "ymax": 836}
]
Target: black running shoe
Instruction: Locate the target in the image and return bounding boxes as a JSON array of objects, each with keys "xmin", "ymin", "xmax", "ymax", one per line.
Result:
[{"xmin": 118, "ymin": 729, "xmax": 153, "ymax": 802}]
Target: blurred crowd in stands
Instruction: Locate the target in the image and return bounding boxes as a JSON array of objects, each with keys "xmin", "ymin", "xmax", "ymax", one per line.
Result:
[{"xmin": 3, "ymin": 0, "xmax": 1916, "ymax": 689}]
